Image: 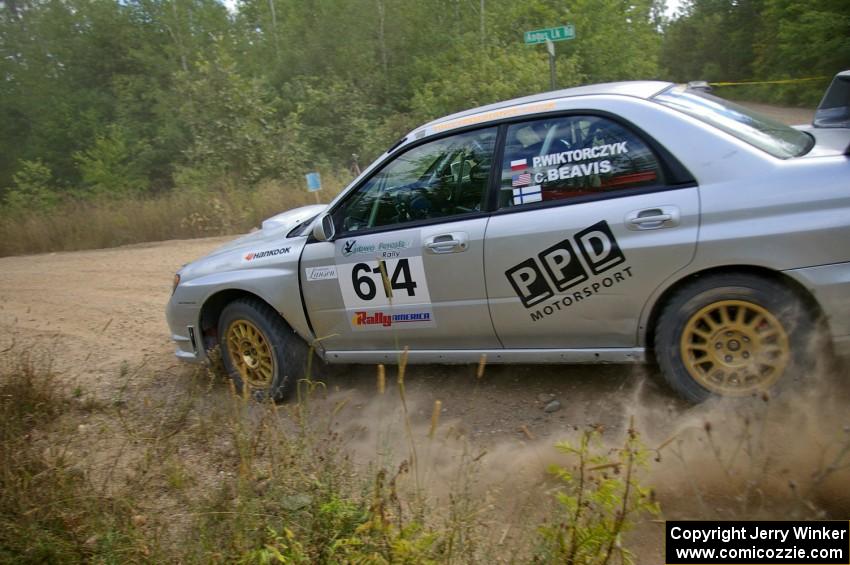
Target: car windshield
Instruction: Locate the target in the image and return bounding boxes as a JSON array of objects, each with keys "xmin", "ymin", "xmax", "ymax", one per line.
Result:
[{"xmin": 653, "ymin": 85, "xmax": 814, "ymax": 159}]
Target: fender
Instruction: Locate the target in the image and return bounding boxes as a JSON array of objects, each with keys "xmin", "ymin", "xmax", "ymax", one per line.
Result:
[{"xmin": 185, "ymin": 267, "xmax": 315, "ymax": 346}]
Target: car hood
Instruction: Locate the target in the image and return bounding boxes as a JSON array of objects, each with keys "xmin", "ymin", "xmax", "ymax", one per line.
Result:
[{"xmin": 178, "ymin": 204, "xmax": 326, "ymax": 281}]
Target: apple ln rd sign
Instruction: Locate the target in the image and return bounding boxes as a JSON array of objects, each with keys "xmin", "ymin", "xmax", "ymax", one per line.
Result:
[{"xmin": 524, "ymin": 25, "xmax": 576, "ymax": 45}]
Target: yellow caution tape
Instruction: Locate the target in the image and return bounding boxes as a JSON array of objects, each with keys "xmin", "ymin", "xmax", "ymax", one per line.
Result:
[{"xmin": 709, "ymin": 76, "xmax": 830, "ymax": 87}]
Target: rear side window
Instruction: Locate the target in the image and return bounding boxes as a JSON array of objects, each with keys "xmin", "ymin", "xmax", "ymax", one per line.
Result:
[
  {"xmin": 653, "ymin": 85, "xmax": 814, "ymax": 158},
  {"xmin": 498, "ymin": 115, "xmax": 664, "ymax": 209}
]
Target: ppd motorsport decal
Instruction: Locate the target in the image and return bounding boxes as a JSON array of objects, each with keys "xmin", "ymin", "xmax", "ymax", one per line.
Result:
[{"xmin": 505, "ymin": 220, "xmax": 633, "ymax": 321}]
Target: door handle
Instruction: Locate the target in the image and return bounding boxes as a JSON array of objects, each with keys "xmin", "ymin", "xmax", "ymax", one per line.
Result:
[
  {"xmin": 625, "ymin": 206, "xmax": 680, "ymax": 230},
  {"xmin": 424, "ymin": 232, "xmax": 469, "ymax": 254},
  {"xmin": 631, "ymin": 213, "xmax": 672, "ymax": 224}
]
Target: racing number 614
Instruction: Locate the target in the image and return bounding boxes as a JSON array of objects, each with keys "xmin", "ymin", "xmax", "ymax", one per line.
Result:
[{"xmin": 352, "ymin": 258, "xmax": 418, "ymax": 301}]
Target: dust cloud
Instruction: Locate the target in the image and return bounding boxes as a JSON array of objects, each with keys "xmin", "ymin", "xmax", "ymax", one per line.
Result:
[{"xmin": 315, "ymin": 355, "xmax": 850, "ymax": 525}]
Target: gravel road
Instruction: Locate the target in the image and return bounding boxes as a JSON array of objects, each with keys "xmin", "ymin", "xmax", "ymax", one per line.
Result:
[
  {"xmin": 0, "ymin": 237, "xmax": 231, "ymax": 393},
  {"xmin": 0, "ymin": 233, "xmax": 679, "ymax": 442}
]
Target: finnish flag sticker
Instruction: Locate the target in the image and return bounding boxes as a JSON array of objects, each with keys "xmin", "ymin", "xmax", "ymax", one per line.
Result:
[{"xmin": 512, "ymin": 184, "xmax": 542, "ymax": 205}]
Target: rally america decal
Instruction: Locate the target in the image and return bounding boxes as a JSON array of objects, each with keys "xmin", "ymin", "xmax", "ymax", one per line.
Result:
[
  {"xmin": 504, "ymin": 220, "xmax": 633, "ymax": 322},
  {"xmin": 243, "ymin": 246, "xmax": 291, "ymax": 262},
  {"xmin": 335, "ymin": 233, "xmax": 434, "ymax": 330},
  {"xmin": 350, "ymin": 308, "xmax": 435, "ymax": 331}
]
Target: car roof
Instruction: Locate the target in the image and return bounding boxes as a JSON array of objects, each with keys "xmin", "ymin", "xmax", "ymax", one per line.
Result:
[{"xmin": 421, "ymin": 80, "xmax": 673, "ymax": 132}]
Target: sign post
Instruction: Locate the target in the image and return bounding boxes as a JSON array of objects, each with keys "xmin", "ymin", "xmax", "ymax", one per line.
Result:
[
  {"xmin": 546, "ymin": 39, "xmax": 556, "ymax": 91},
  {"xmin": 305, "ymin": 172, "xmax": 322, "ymax": 204},
  {"xmin": 524, "ymin": 24, "xmax": 576, "ymax": 91}
]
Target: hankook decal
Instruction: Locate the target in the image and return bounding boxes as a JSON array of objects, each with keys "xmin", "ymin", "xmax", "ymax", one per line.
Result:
[{"xmin": 243, "ymin": 246, "xmax": 291, "ymax": 262}]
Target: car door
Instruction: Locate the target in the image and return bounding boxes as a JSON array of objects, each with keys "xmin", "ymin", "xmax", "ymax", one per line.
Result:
[
  {"xmin": 484, "ymin": 114, "xmax": 700, "ymax": 348},
  {"xmin": 301, "ymin": 126, "xmax": 501, "ymax": 352}
]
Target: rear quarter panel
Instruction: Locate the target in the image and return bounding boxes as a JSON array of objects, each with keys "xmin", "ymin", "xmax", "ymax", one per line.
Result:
[
  {"xmin": 627, "ymin": 103, "xmax": 850, "ymax": 345},
  {"xmin": 694, "ymin": 156, "xmax": 850, "ymax": 270}
]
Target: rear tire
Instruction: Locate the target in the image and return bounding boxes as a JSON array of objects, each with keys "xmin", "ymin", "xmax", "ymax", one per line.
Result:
[
  {"xmin": 218, "ymin": 297, "xmax": 306, "ymax": 401},
  {"xmin": 655, "ymin": 273, "xmax": 817, "ymax": 403}
]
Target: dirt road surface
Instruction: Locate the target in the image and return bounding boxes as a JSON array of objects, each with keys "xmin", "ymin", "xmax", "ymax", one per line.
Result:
[
  {"xmin": 735, "ymin": 101, "xmax": 814, "ymax": 125},
  {"xmin": 0, "ymin": 237, "xmax": 231, "ymax": 394},
  {"xmin": 0, "ymin": 234, "xmax": 671, "ymax": 441}
]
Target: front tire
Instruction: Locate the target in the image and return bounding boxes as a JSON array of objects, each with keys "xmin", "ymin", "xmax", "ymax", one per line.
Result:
[
  {"xmin": 655, "ymin": 273, "xmax": 817, "ymax": 403},
  {"xmin": 218, "ymin": 297, "xmax": 306, "ymax": 401}
]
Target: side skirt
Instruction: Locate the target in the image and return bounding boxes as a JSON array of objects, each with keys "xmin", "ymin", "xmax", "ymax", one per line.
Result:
[{"xmin": 322, "ymin": 348, "xmax": 645, "ymax": 365}]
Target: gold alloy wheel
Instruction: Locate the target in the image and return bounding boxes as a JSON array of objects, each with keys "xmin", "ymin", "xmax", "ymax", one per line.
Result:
[
  {"xmin": 680, "ymin": 300, "xmax": 791, "ymax": 396},
  {"xmin": 225, "ymin": 319, "xmax": 275, "ymax": 389}
]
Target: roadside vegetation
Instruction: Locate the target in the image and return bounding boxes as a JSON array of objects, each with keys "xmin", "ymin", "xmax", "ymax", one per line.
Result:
[
  {"xmin": 2, "ymin": 342, "xmax": 849, "ymax": 563},
  {"xmin": 1, "ymin": 0, "xmax": 847, "ymax": 256},
  {"xmin": 0, "ymin": 347, "xmax": 663, "ymax": 563},
  {"xmin": 0, "ymin": 177, "xmax": 346, "ymax": 257},
  {"xmin": 661, "ymin": 0, "xmax": 848, "ymax": 107}
]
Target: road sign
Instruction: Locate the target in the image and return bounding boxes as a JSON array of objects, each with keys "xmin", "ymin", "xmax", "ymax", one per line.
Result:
[
  {"xmin": 305, "ymin": 172, "xmax": 321, "ymax": 192},
  {"xmin": 524, "ymin": 25, "xmax": 575, "ymax": 45},
  {"xmin": 305, "ymin": 171, "xmax": 322, "ymax": 203}
]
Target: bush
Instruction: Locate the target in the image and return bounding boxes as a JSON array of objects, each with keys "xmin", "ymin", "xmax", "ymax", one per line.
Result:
[
  {"xmin": 535, "ymin": 424, "xmax": 660, "ymax": 564},
  {"xmin": 74, "ymin": 125, "xmax": 149, "ymax": 199},
  {"xmin": 3, "ymin": 159, "xmax": 60, "ymax": 212}
]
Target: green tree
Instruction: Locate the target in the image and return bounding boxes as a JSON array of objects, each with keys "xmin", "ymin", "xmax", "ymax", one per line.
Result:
[
  {"xmin": 3, "ymin": 159, "xmax": 59, "ymax": 212},
  {"xmin": 753, "ymin": 0, "xmax": 849, "ymax": 104},
  {"xmin": 567, "ymin": 0, "xmax": 663, "ymax": 83},
  {"xmin": 74, "ymin": 126, "xmax": 149, "ymax": 199},
  {"xmin": 174, "ymin": 48, "xmax": 307, "ymax": 187},
  {"xmin": 411, "ymin": 41, "xmax": 571, "ymax": 120},
  {"xmin": 660, "ymin": 0, "xmax": 848, "ymax": 105}
]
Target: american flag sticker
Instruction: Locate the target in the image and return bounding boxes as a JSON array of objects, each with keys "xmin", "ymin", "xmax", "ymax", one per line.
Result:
[
  {"xmin": 512, "ymin": 184, "xmax": 542, "ymax": 205},
  {"xmin": 512, "ymin": 173, "xmax": 531, "ymax": 187},
  {"xmin": 510, "ymin": 159, "xmax": 527, "ymax": 171}
]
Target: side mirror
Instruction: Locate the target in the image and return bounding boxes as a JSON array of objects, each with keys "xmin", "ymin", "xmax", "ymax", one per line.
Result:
[{"xmin": 312, "ymin": 213, "xmax": 336, "ymax": 242}]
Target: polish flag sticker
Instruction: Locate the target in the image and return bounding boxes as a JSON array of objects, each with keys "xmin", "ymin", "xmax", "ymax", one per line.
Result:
[{"xmin": 510, "ymin": 159, "xmax": 527, "ymax": 171}]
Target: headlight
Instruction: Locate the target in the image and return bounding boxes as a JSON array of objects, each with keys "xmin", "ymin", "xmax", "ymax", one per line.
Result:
[{"xmin": 172, "ymin": 273, "xmax": 181, "ymax": 295}]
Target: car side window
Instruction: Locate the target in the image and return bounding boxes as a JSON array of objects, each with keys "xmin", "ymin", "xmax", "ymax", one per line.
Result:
[
  {"xmin": 334, "ymin": 128, "xmax": 497, "ymax": 233},
  {"xmin": 498, "ymin": 115, "xmax": 665, "ymax": 208}
]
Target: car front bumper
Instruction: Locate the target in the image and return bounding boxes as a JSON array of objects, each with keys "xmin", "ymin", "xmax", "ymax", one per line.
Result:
[{"xmin": 166, "ymin": 293, "xmax": 203, "ymax": 363}]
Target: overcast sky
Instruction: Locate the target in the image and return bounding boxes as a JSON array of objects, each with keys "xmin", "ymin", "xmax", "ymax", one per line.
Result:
[{"xmin": 665, "ymin": 0, "xmax": 685, "ymax": 18}]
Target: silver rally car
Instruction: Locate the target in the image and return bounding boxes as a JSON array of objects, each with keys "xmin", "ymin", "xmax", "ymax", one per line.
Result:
[{"xmin": 167, "ymin": 72, "xmax": 850, "ymax": 403}]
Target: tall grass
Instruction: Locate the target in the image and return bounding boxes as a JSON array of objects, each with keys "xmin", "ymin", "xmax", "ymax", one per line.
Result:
[
  {"xmin": 4, "ymin": 340, "xmax": 849, "ymax": 562},
  {"xmin": 0, "ymin": 175, "xmax": 349, "ymax": 257},
  {"xmin": 0, "ymin": 345, "xmax": 662, "ymax": 563},
  {"xmin": 0, "ymin": 354, "xmax": 142, "ymax": 562}
]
